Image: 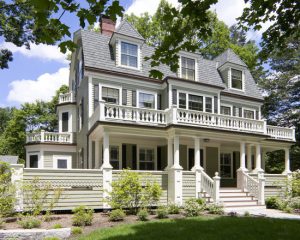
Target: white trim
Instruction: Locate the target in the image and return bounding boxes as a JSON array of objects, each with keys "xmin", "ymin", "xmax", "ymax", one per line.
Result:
[
  {"xmin": 242, "ymin": 107, "xmax": 256, "ymax": 119},
  {"xmin": 137, "ymin": 89, "xmax": 157, "ymax": 110},
  {"xmin": 27, "ymin": 152, "xmax": 41, "ymax": 169},
  {"xmin": 100, "ymin": 84, "xmax": 122, "ymax": 105},
  {"xmin": 220, "ymin": 103, "xmax": 233, "ymax": 116},
  {"xmin": 137, "ymin": 145, "xmax": 157, "ymax": 170},
  {"xmin": 117, "ymin": 40, "xmax": 141, "ymax": 70},
  {"xmin": 53, "ymin": 155, "xmax": 72, "ymax": 169},
  {"xmin": 109, "ymin": 144, "xmax": 122, "ymax": 170},
  {"xmin": 229, "ymin": 68, "xmax": 245, "ymax": 92},
  {"xmin": 179, "ymin": 55, "xmax": 198, "ymax": 81}
]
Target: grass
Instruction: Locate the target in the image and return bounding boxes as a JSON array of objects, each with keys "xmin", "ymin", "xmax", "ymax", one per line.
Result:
[{"xmin": 79, "ymin": 216, "xmax": 300, "ymax": 240}]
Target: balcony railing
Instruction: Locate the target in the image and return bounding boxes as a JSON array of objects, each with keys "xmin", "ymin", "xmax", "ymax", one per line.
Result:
[
  {"xmin": 88, "ymin": 102, "xmax": 295, "ymax": 141},
  {"xmin": 59, "ymin": 91, "xmax": 75, "ymax": 104},
  {"xmin": 26, "ymin": 130, "xmax": 74, "ymax": 144}
]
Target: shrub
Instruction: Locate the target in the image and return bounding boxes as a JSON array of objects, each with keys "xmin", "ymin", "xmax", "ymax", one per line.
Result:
[
  {"xmin": 109, "ymin": 209, "xmax": 126, "ymax": 222},
  {"xmin": 0, "ymin": 161, "xmax": 16, "ymax": 217},
  {"xmin": 291, "ymin": 170, "xmax": 300, "ymax": 197},
  {"xmin": 206, "ymin": 204, "xmax": 224, "ymax": 215},
  {"xmin": 196, "ymin": 198, "xmax": 206, "ymax": 206},
  {"xmin": 0, "ymin": 218, "xmax": 4, "ymax": 229},
  {"xmin": 109, "ymin": 170, "xmax": 162, "ymax": 213},
  {"xmin": 52, "ymin": 223, "xmax": 63, "ymax": 229},
  {"xmin": 71, "ymin": 226, "xmax": 83, "ymax": 235},
  {"xmin": 43, "ymin": 237, "xmax": 60, "ymax": 240},
  {"xmin": 168, "ymin": 203, "xmax": 180, "ymax": 214},
  {"xmin": 184, "ymin": 198, "xmax": 204, "ymax": 217},
  {"xmin": 156, "ymin": 206, "xmax": 168, "ymax": 219},
  {"xmin": 18, "ymin": 215, "xmax": 41, "ymax": 229},
  {"xmin": 287, "ymin": 197, "xmax": 300, "ymax": 210},
  {"xmin": 244, "ymin": 211, "xmax": 250, "ymax": 217},
  {"xmin": 265, "ymin": 197, "xmax": 282, "ymax": 209},
  {"xmin": 137, "ymin": 209, "xmax": 149, "ymax": 221},
  {"xmin": 72, "ymin": 206, "xmax": 94, "ymax": 226}
]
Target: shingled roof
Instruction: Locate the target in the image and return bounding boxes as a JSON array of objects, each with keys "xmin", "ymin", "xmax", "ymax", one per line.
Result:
[
  {"xmin": 114, "ymin": 20, "xmax": 145, "ymax": 40},
  {"xmin": 214, "ymin": 48, "xmax": 247, "ymax": 67}
]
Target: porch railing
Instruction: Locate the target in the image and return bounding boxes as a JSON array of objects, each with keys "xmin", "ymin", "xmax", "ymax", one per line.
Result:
[
  {"xmin": 59, "ymin": 91, "xmax": 75, "ymax": 104},
  {"xmin": 266, "ymin": 125, "xmax": 295, "ymax": 141},
  {"xmin": 242, "ymin": 171, "xmax": 259, "ymax": 199},
  {"xmin": 201, "ymin": 171, "xmax": 215, "ymax": 200},
  {"xmin": 26, "ymin": 130, "xmax": 74, "ymax": 144}
]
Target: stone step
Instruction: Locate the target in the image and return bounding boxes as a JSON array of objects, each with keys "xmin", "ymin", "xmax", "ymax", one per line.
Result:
[
  {"xmin": 222, "ymin": 200, "xmax": 258, "ymax": 207},
  {"xmin": 220, "ymin": 196, "xmax": 254, "ymax": 201},
  {"xmin": 219, "ymin": 192, "xmax": 249, "ymax": 197},
  {"xmin": 220, "ymin": 188, "xmax": 245, "ymax": 193},
  {"xmin": 224, "ymin": 205, "xmax": 266, "ymax": 211}
]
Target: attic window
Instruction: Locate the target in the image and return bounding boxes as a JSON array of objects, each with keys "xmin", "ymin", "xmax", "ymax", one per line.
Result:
[
  {"xmin": 181, "ymin": 57, "xmax": 195, "ymax": 80},
  {"xmin": 231, "ymin": 69, "xmax": 243, "ymax": 90},
  {"xmin": 121, "ymin": 42, "xmax": 138, "ymax": 68}
]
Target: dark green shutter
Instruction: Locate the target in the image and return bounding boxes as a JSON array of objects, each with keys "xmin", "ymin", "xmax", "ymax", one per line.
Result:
[
  {"xmin": 172, "ymin": 89, "xmax": 177, "ymax": 105},
  {"xmin": 214, "ymin": 96, "xmax": 218, "ymax": 113},
  {"xmin": 132, "ymin": 90, "xmax": 136, "ymax": 107},
  {"xmin": 122, "ymin": 89, "xmax": 127, "ymax": 105},
  {"xmin": 157, "ymin": 94, "xmax": 162, "ymax": 110}
]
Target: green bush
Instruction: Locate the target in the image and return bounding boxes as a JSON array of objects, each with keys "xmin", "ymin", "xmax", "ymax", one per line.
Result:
[
  {"xmin": 244, "ymin": 211, "xmax": 250, "ymax": 217},
  {"xmin": 72, "ymin": 206, "xmax": 94, "ymax": 226},
  {"xmin": 109, "ymin": 209, "xmax": 126, "ymax": 222},
  {"xmin": 287, "ymin": 197, "xmax": 300, "ymax": 210},
  {"xmin": 109, "ymin": 170, "xmax": 162, "ymax": 213},
  {"xmin": 265, "ymin": 197, "xmax": 283, "ymax": 209},
  {"xmin": 291, "ymin": 170, "xmax": 300, "ymax": 197},
  {"xmin": 206, "ymin": 204, "xmax": 224, "ymax": 215},
  {"xmin": 196, "ymin": 198, "xmax": 206, "ymax": 206},
  {"xmin": 156, "ymin": 206, "xmax": 168, "ymax": 219},
  {"xmin": 0, "ymin": 218, "xmax": 4, "ymax": 229},
  {"xmin": 137, "ymin": 209, "xmax": 149, "ymax": 221},
  {"xmin": 184, "ymin": 198, "xmax": 204, "ymax": 217},
  {"xmin": 18, "ymin": 215, "xmax": 41, "ymax": 229},
  {"xmin": 168, "ymin": 203, "xmax": 180, "ymax": 214},
  {"xmin": 43, "ymin": 237, "xmax": 60, "ymax": 240},
  {"xmin": 71, "ymin": 226, "xmax": 83, "ymax": 235},
  {"xmin": 0, "ymin": 161, "xmax": 16, "ymax": 217},
  {"xmin": 52, "ymin": 223, "xmax": 63, "ymax": 229}
]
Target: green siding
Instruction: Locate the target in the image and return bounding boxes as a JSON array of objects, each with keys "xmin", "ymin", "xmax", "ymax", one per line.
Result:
[
  {"xmin": 206, "ymin": 147, "xmax": 218, "ymax": 178},
  {"xmin": 179, "ymin": 145, "xmax": 187, "ymax": 170}
]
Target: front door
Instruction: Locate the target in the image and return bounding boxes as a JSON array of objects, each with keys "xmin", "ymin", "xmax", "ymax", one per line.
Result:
[{"xmin": 188, "ymin": 148, "xmax": 203, "ymax": 170}]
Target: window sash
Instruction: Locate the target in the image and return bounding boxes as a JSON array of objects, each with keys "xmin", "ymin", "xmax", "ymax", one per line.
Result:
[
  {"xmin": 139, "ymin": 148, "xmax": 154, "ymax": 170},
  {"xmin": 188, "ymin": 94, "xmax": 203, "ymax": 111},
  {"xmin": 221, "ymin": 106, "xmax": 231, "ymax": 115},
  {"xmin": 29, "ymin": 155, "xmax": 38, "ymax": 168},
  {"xmin": 205, "ymin": 97, "xmax": 212, "ymax": 113},
  {"xmin": 121, "ymin": 42, "xmax": 138, "ymax": 68},
  {"xmin": 62, "ymin": 112, "xmax": 69, "ymax": 132},
  {"xmin": 231, "ymin": 69, "xmax": 243, "ymax": 89},
  {"xmin": 220, "ymin": 153, "xmax": 232, "ymax": 178},
  {"xmin": 110, "ymin": 146, "xmax": 119, "ymax": 169},
  {"xmin": 139, "ymin": 93, "xmax": 155, "ymax": 109},
  {"xmin": 57, "ymin": 159, "xmax": 67, "ymax": 169},
  {"xmin": 181, "ymin": 57, "xmax": 195, "ymax": 80},
  {"xmin": 244, "ymin": 110, "xmax": 255, "ymax": 119},
  {"xmin": 179, "ymin": 93, "xmax": 186, "ymax": 109},
  {"xmin": 102, "ymin": 87, "xmax": 119, "ymax": 104}
]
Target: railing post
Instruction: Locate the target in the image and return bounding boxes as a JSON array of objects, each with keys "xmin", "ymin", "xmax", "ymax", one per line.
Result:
[
  {"xmin": 10, "ymin": 164, "xmax": 24, "ymax": 212},
  {"xmin": 172, "ymin": 105, "xmax": 177, "ymax": 124},
  {"xmin": 195, "ymin": 169, "xmax": 202, "ymax": 198},
  {"xmin": 258, "ymin": 176, "xmax": 265, "ymax": 205},
  {"xmin": 263, "ymin": 119, "xmax": 267, "ymax": 135},
  {"xmin": 41, "ymin": 130, "xmax": 45, "ymax": 142},
  {"xmin": 168, "ymin": 167, "xmax": 183, "ymax": 206},
  {"xmin": 213, "ymin": 172, "xmax": 220, "ymax": 203},
  {"xmin": 291, "ymin": 126, "xmax": 296, "ymax": 141},
  {"xmin": 99, "ymin": 100, "xmax": 106, "ymax": 121}
]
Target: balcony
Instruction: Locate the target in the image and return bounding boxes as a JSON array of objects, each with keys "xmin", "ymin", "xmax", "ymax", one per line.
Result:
[
  {"xmin": 58, "ymin": 91, "xmax": 75, "ymax": 104},
  {"xmin": 26, "ymin": 130, "xmax": 75, "ymax": 144},
  {"xmin": 89, "ymin": 102, "xmax": 295, "ymax": 142}
]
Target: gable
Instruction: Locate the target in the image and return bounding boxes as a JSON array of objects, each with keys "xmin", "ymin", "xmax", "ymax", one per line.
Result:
[{"xmin": 114, "ymin": 20, "xmax": 145, "ymax": 40}]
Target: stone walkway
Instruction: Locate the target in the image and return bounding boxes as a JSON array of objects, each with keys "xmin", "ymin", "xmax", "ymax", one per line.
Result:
[{"xmin": 224, "ymin": 208, "xmax": 300, "ymax": 220}]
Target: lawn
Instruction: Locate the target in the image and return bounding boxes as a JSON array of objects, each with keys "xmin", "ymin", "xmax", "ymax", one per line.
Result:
[{"xmin": 78, "ymin": 215, "xmax": 300, "ymax": 240}]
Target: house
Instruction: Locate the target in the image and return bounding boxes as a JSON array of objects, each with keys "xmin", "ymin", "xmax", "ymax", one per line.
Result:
[{"xmin": 23, "ymin": 17, "xmax": 295, "ymax": 210}]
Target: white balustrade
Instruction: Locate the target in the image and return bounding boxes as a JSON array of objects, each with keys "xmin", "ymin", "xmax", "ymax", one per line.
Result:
[
  {"xmin": 242, "ymin": 171, "xmax": 259, "ymax": 199},
  {"xmin": 266, "ymin": 125, "xmax": 295, "ymax": 141},
  {"xmin": 59, "ymin": 92, "xmax": 75, "ymax": 104},
  {"xmin": 201, "ymin": 171, "xmax": 215, "ymax": 200},
  {"xmin": 26, "ymin": 131, "xmax": 73, "ymax": 144}
]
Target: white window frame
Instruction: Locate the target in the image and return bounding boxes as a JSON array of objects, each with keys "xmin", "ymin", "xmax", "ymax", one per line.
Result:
[
  {"xmin": 243, "ymin": 107, "xmax": 256, "ymax": 119},
  {"xmin": 99, "ymin": 84, "xmax": 122, "ymax": 105},
  {"xmin": 137, "ymin": 89, "xmax": 157, "ymax": 110},
  {"xmin": 137, "ymin": 145, "xmax": 157, "ymax": 170},
  {"xmin": 229, "ymin": 67, "xmax": 245, "ymax": 92},
  {"xmin": 180, "ymin": 55, "xmax": 197, "ymax": 81},
  {"xmin": 59, "ymin": 111, "xmax": 71, "ymax": 133},
  {"xmin": 27, "ymin": 152, "xmax": 41, "ymax": 168},
  {"xmin": 53, "ymin": 155, "xmax": 72, "ymax": 169},
  {"xmin": 220, "ymin": 104, "xmax": 233, "ymax": 116},
  {"xmin": 118, "ymin": 40, "xmax": 141, "ymax": 70},
  {"xmin": 219, "ymin": 152, "xmax": 233, "ymax": 179},
  {"xmin": 109, "ymin": 144, "xmax": 122, "ymax": 170}
]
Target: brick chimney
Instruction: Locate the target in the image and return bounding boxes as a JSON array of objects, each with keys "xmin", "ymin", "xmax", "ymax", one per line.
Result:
[{"xmin": 100, "ymin": 16, "xmax": 116, "ymax": 36}]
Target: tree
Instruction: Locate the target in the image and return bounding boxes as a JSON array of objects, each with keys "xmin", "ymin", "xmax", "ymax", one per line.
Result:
[
  {"xmin": 0, "ymin": 85, "xmax": 68, "ymax": 161},
  {"xmin": 0, "ymin": 107, "xmax": 14, "ymax": 135}
]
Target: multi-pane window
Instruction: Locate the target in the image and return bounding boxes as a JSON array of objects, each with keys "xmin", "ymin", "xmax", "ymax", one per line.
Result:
[
  {"xmin": 181, "ymin": 57, "xmax": 195, "ymax": 80},
  {"xmin": 62, "ymin": 112, "xmax": 69, "ymax": 132},
  {"xmin": 231, "ymin": 69, "xmax": 243, "ymax": 90},
  {"xmin": 221, "ymin": 106, "xmax": 231, "ymax": 115},
  {"xmin": 220, "ymin": 153, "xmax": 232, "ymax": 178},
  {"xmin": 57, "ymin": 159, "xmax": 67, "ymax": 169},
  {"xmin": 139, "ymin": 93, "xmax": 155, "ymax": 109},
  {"xmin": 188, "ymin": 94, "xmax": 203, "ymax": 111},
  {"xmin": 205, "ymin": 97, "xmax": 212, "ymax": 113},
  {"xmin": 110, "ymin": 146, "xmax": 119, "ymax": 169},
  {"xmin": 244, "ymin": 109, "xmax": 255, "ymax": 119},
  {"xmin": 102, "ymin": 87, "xmax": 119, "ymax": 104},
  {"xmin": 179, "ymin": 93, "xmax": 186, "ymax": 109},
  {"xmin": 139, "ymin": 148, "xmax": 154, "ymax": 170},
  {"xmin": 29, "ymin": 155, "xmax": 38, "ymax": 168},
  {"xmin": 121, "ymin": 42, "xmax": 138, "ymax": 68}
]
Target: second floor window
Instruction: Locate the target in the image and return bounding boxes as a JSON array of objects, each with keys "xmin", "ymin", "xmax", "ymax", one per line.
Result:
[
  {"xmin": 102, "ymin": 87, "xmax": 119, "ymax": 104},
  {"xmin": 181, "ymin": 57, "xmax": 195, "ymax": 80},
  {"xmin": 205, "ymin": 97, "xmax": 212, "ymax": 113},
  {"xmin": 139, "ymin": 92, "xmax": 155, "ymax": 109},
  {"xmin": 189, "ymin": 94, "xmax": 203, "ymax": 111},
  {"xmin": 179, "ymin": 93, "xmax": 186, "ymax": 109},
  {"xmin": 231, "ymin": 69, "xmax": 243, "ymax": 90},
  {"xmin": 121, "ymin": 42, "xmax": 138, "ymax": 68},
  {"xmin": 221, "ymin": 106, "xmax": 231, "ymax": 115},
  {"xmin": 62, "ymin": 112, "xmax": 69, "ymax": 132},
  {"xmin": 244, "ymin": 109, "xmax": 255, "ymax": 119}
]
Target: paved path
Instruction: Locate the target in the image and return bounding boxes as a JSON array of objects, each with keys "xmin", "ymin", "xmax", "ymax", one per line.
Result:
[{"xmin": 224, "ymin": 208, "xmax": 300, "ymax": 220}]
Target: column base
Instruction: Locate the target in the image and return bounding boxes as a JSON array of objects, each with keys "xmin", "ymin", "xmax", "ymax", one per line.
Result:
[
  {"xmin": 170, "ymin": 164, "xmax": 183, "ymax": 170},
  {"xmin": 282, "ymin": 170, "xmax": 292, "ymax": 175},
  {"xmin": 252, "ymin": 168, "xmax": 264, "ymax": 174},
  {"xmin": 100, "ymin": 163, "xmax": 113, "ymax": 170},
  {"xmin": 191, "ymin": 165, "xmax": 204, "ymax": 171},
  {"xmin": 237, "ymin": 167, "xmax": 249, "ymax": 173}
]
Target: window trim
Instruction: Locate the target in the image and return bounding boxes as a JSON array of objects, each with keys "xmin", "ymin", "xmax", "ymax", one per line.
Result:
[
  {"xmin": 243, "ymin": 107, "xmax": 256, "ymax": 119},
  {"xmin": 53, "ymin": 155, "xmax": 72, "ymax": 169},
  {"xmin": 61, "ymin": 111, "xmax": 70, "ymax": 132},
  {"xmin": 180, "ymin": 55, "xmax": 197, "ymax": 81},
  {"xmin": 27, "ymin": 152, "xmax": 41, "ymax": 168},
  {"xmin": 137, "ymin": 89, "xmax": 157, "ymax": 110},
  {"xmin": 229, "ymin": 67, "xmax": 245, "ymax": 92},
  {"xmin": 99, "ymin": 84, "xmax": 122, "ymax": 106},
  {"xmin": 118, "ymin": 40, "xmax": 141, "ymax": 70},
  {"xmin": 219, "ymin": 152, "xmax": 233, "ymax": 179},
  {"xmin": 137, "ymin": 146, "xmax": 157, "ymax": 170},
  {"xmin": 109, "ymin": 145, "xmax": 122, "ymax": 170},
  {"xmin": 220, "ymin": 104, "xmax": 233, "ymax": 116}
]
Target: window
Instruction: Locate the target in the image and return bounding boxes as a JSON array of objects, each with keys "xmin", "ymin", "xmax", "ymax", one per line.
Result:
[
  {"xmin": 179, "ymin": 93, "xmax": 186, "ymax": 109},
  {"xmin": 221, "ymin": 106, "xmax": 231, "ymax": 115},
  {"xmin": 181, "ymin": 57, "xmax": 195, "ymax": 80},
  {"xmin": 94, "ymin": 84, "xmax": 99, "ymax": 110},
  {"xmin": 139, "ymin": 93, "xmax": 155, "ymax": 109},
  {"xmin": 57, "ymin": 159, "xmax": 68, "ymax": 169},
  {"xmin": 110, "ymin": 146, "xmax": 119, "ymax": 169},
  {"xmin": 244, "ymin": 109, "xmax": 255, "ymax": 119},
  {"xmin": 205, "ymin": 97, "xmax": 212, "ymax": 113},
  {"xmin": 188, "ymin": 94, "xmax": 203, "ymax": 111},
  {"xmin": 220, "ymin": 153, "xmax": 232, "ymax": 178},
  {"xmin": 102, "ymin": 87, "xmax": 119, "ymax": 104},
  {"xmin": 139, "ymin": 148, "xmax": 154, "ymax": 170},
  {"xmin": 121, "ymin": 42, "xmax": 138, "ymax": 68},
  {"xmin": 231, "ymin": 69, "xmax": 243, "ymax": 90},
  {"xmin": 62, "ymin": 112, "xmax": 69, "ymax": 132},
  {"xmin": 29, "ymin": 155, "xmax": 38, "ymax": 168}
]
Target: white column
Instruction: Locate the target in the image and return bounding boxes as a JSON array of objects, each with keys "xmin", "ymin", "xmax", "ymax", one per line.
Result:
[
  {"xmin": 101, "ymin": 132, "xmax": 112, "ymax": 169},
  {"xmin": 166, "ymin": 137, "xmax": 173, "ymax": 169},
  {"xmin": 239, "ymin": 142, "xmax": 246, "ymax": 170},
  {"xmin": 247, "ymin": 144, "xmax": 252, "ymax": 171},
  {"xmin": 88, "ymin": 138, "xmax": 93, "ymax": 169},
  {"xmin": 173, "ymin": 135, "xmax": 180, "ymax": 168},
  {"xmin": 192, "ymin": 137, "xmax": 203, "ymax": 171},
  {"xmin": 237, "ymin": 141, "xmax": 247, "ymax": 190},
  {"xmin": 95, "ymin": 140, "xmax": 100, "ymax": 169},
  {"xmin": 282, "ymin": 148, "xmax": 291, "ymax": 174},
  {"xmin": 213, "ymin": 172, "xmax": 221, "ymax": 203},
  {"xmin": 253, "ymin": 144, "xmax": 264, "ymax": 174}
]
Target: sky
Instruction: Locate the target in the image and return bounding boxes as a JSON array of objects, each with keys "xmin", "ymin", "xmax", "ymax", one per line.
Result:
[{"xmin": 0, "ymin": 0, "xmax": 266, "ymax": 108}]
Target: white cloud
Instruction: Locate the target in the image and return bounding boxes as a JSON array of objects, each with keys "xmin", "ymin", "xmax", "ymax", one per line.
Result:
[
  {"xmin": 7, "ymin": 67, "xmax": 69, "ymax": 104},
  {"xmin": 0, "ymin": 42, "xmax": 68, "ymax": 64}
]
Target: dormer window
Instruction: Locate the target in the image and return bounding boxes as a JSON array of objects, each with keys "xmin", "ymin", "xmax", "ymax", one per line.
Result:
[
  {"xmin": 181, "ymin": 57, "xmax": 195, "ymax": 81},
  {"xmin": 121, "ymin": 42, "xmax": 138, "ymax": 68},
  {"xmin": 231, "ymin": 69, "xmax": 243, "ymax": 90}
]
